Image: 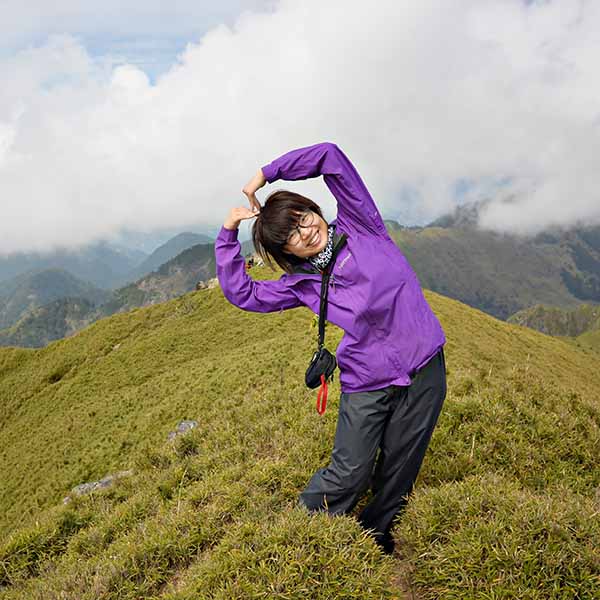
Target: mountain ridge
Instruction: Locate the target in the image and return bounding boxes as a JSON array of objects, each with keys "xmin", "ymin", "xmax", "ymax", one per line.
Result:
[
  {"xmin": 0, "ymin": 242, "xmax": 146, "ymax": 290},
  {"xmin": 3, "ymin": 209, "xmax": 600, "ymax": 348}
]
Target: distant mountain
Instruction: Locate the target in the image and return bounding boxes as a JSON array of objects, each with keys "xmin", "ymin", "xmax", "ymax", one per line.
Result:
[
  {"xmin": 114, "ymin": 238, "xmax": 252, "ymax": 313},
  {"xmin": 426, "ymin": 198, "xmax": 494, "ymax": 229},
  {"xmin": 8, "ymin": 206, "xmax": 596, "ymax": 351},
  {"xmin": 98, "ymin": 241, "xmax": 222, "ymax": 317},
  {"xmin": 122, "ymin": 232, "xmax": 214, "ymax": 285},
  {"xmin": 0, "ymin": 268, "xmax": 111, "ymax": 330},
  {"xmin": 382, "ymin": 219, "xmax": 405, "ymax": 233},
  {"xmin": 5, "ymin": 209, "xmax": 600, "ymax": 348},
  {"xmin": 0, "ymin": 242, "xmax": 147, "ymax": 290},
  {"xmin": 4, "ymin": 200, "xmax": 600, "ymax": 349},
  {"xmin": 0, "ymin": 297, "xmax": 96, "ymax": 348},
  {"xmin": 111, "ymin": 226, "xmax": 222, "ymax": 254},
  {"xmin": 0, "ymin": 239, "xmax": 256, "ymax": 347},
  {"xmin": 386, "ymin": 206, "xmax": 600, "ymax": 320}
]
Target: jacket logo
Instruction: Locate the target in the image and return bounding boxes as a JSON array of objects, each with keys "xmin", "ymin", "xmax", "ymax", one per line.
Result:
[{"xmin": 338, "ymin": 252, "xmax": 352, "ymax": 270}]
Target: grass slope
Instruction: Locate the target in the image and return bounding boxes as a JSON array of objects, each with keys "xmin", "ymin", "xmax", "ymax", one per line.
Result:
[
  {"xmin": 0, "ymin": 265, "xmax": 599, "ymax": 598},
  {"xmin": 576, "ymin": 327, "xmax": 600, "ymax": 352}
]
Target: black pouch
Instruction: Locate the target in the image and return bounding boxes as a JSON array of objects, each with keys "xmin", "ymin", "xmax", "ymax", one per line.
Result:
[{"xmin": 305, "ymin": 347, "xmax": 337, "ymax": 389}]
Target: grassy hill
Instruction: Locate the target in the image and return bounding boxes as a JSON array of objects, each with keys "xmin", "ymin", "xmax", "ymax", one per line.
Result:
[
  {"xmin": 576, "ymin": 327, "xmax": 600, "ymax": 353},
  {"xmin": 0, "ymin": 265, "xmax": 599, "ymax": 599},
  {"xmin": 508, "ymin": 302, "xmax": 600, "ymax": 353}
]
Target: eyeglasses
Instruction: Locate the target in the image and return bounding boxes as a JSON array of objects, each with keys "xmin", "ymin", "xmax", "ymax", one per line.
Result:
[{"xmin": 286, "ymin": 211, "xmax": 317, "ymax": 246}]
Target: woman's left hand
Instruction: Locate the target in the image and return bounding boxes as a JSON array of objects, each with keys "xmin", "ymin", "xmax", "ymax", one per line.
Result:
[{"xmin": 242, "ymin": 169, "xmax": 267, "ymax": 213}]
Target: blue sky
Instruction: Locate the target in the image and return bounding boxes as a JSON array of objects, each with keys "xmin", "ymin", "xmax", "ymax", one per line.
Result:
[{"xmin": 0, "ymin": 1, "xmax": 276, "ymax": 80}]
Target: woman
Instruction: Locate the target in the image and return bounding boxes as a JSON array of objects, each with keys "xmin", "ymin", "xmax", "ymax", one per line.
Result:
[{"xmin": 215, "ymin": 141, "xmax": 447, "ymax": 555}]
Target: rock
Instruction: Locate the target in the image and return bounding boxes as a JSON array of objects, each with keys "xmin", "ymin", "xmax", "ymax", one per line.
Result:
[
  {"xmin": 63, "ymin": 469, "xmax": 133, "ymax": 504},
  {"xmin": 195, "ymin": 278, "xmax": 218, "ymax": 291},
  {"xmin": 167, "ymin": 419, "xmax": 198, "ymax": 441}
]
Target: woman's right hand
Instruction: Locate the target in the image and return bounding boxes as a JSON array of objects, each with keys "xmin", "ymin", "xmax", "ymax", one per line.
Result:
[
  {"xmin": 223, "ymin": 206, "xmax": 260, "ymax": 231},
  {"xmin": 224, "ymin": 168, "xmax": 267, "ymax": 230}
]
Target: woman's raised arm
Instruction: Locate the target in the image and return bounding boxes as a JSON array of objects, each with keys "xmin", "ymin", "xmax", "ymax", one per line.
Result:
[
  {"xmin": 260, "ymin": 141, "xmax": 387, "ymax": 238},
  {"xmin": 215, "ymin": 207, "xmax": 303, "ymax": 313}
]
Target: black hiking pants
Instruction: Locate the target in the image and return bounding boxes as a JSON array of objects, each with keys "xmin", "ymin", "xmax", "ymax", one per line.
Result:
[{"xmin": 299, "ymin": 346, "xmax": 447, "ymax": 544}]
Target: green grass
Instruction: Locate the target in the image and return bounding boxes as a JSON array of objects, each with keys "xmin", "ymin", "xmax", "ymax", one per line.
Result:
[
  {"xmin": 576, "ymin": 327, "xmax": 600, "ymax": 352},
  {"xmin": 1, "ymin": 264, "xmax": 599, "ymax": 598},
  {"xmin": 397, "ymin": 474, "xmax": 599, "ymax": 599}
]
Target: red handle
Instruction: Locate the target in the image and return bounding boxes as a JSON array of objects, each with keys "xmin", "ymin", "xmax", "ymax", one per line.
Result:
[{"xmin": 316, "ymin": 374, "xmax": 328, "ymax": 415}]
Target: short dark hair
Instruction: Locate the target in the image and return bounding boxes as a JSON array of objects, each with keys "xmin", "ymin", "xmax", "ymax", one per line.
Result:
[{"xmin": 252, "ymin": 189, "xmax": 326, "ymax": 274}]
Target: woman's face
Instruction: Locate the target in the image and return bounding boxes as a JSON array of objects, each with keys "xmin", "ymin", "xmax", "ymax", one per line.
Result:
[{"xmin": 283, "ymin": 210, "xmax": 329, "ymax": 258}]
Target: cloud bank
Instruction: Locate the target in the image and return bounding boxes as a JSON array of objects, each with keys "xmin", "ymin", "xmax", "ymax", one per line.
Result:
[{"xmin": 1, "ymin": 0, "xmax": 599, "ymax": 254}]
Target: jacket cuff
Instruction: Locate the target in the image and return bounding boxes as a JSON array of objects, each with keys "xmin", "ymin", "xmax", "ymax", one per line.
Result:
[
  {"xmin": 218, "ymin": 225, "xmax": 239, "ymax": 242},
  {"xmin": 261, "ymin": 163, "xmax": 278, "ymax": 184}
]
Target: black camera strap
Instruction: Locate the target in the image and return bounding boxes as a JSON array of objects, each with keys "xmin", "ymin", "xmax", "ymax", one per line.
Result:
[
  {"xmin": 317, "ymin": 270, "xmax": 331, "ymax": 350},
  {"xmin": 318, "ymin": 233, "xmax": 348, "ymax": 350},
  {"xmin": 316, "ymin": 232, "xmax": 348, "ymax": 348}
]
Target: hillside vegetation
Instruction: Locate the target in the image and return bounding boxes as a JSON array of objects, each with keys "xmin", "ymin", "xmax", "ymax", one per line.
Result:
[
  {"xmin": 0, "ymin": 297, "xmax": 97, "ymax": 348},
  {"xmin": 0, "ymin": 265, "xmax": 599, "ymax": 599},
  {"xmin": 508, "ymin": 302, "xmax": 600, "ymax": 352},
  {"xmin": 0, "ymin": 241, "xmax": 253, "ymax": 349},
  {"xmin": 125, "ymin": 232, "xmax": 214, "ymax": 284},
  {"xmin": 387, "ymin": 219, "xmax": 600, "ymax": 320},
  {"xmin": 0, "ymin": 268, "xmax": 110, "ymax": 330}
]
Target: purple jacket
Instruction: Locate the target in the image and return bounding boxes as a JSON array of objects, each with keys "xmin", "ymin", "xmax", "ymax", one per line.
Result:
[{"xmin": 215, "ymin": 142, "xmax": 446, "ymax": 393}]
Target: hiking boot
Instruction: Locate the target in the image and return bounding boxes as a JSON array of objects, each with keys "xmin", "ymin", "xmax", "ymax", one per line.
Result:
[{"xmin": 374, "ymin": 530, "xmax": 395, "ymax": 555}]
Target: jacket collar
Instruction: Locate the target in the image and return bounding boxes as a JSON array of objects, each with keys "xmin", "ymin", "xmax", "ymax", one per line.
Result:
[{"xmin": 290, "ymin": 226, "xmax": 348, "ymax": 275}]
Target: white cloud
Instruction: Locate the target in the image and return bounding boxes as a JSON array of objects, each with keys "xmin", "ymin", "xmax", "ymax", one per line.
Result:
[{"xmin": 1, "ymin": 0, "xmax": 600, "ymax": 254}]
